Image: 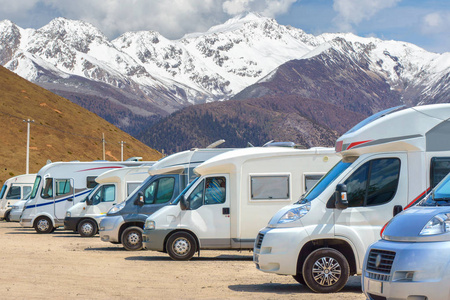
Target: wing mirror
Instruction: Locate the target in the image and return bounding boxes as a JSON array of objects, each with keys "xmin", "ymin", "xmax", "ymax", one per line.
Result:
[
  {"xmin": 86, "ymin": 197, "xmax": 93, "ymax": 206},
  {"xmin": 335, "ymin": 183, "xmax": 348, "ymax": 210},
  {"xmin": 135, "ymin": 191, "xmax": 145, "ymax": 207},
  {"xmin": 180, "ymin": 195, "xmax": 190, "ymax": 211}
]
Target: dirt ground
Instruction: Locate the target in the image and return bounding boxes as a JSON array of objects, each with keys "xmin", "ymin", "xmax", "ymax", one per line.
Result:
[{"xmin": 0, "ymin": 222, "xmax": 366, "ymax": 299}]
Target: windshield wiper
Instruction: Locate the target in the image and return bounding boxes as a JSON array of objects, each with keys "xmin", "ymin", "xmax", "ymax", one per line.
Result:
[{"xmin": 433, "ymin": 197, "xmax": 450, "ymax": 202}]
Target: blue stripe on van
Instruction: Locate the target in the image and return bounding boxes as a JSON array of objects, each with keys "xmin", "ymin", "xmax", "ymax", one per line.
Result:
[{"xmin": 23, "ymin": 190, "xmax": 91, "ymax": 210}]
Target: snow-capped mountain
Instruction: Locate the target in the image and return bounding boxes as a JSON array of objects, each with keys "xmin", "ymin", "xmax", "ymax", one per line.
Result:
[{"xmin": 0, "ymin": 13, "xmax": 449, "ymax": 136}]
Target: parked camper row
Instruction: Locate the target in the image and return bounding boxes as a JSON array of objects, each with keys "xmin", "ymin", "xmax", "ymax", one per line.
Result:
[{"xmin": 4, "ymin": 103, "xmax": 450, "ymax": 298}]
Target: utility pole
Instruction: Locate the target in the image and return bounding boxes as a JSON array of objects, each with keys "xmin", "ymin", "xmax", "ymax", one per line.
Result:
[
  {"xmin": 23, "ymin": 119, "xmax": 34, "ymax": 174},
  {"xmin": 102, "ymin": 133, "xmax": 106, "ymax": 160},
  {"xmin": 119, "ymin": 141, "xmax": 126, "ymax": 161}
]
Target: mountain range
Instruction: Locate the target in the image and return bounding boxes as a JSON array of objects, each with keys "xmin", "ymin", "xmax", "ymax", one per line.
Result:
[{"xmin": 0, "ymin": 13, "xmax": 449, "ymax": 151}]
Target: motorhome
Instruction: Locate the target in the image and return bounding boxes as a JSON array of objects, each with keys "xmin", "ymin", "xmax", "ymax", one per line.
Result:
[
  {"xmin": 20, "ymin": 161, "xmax": 148, "ymax": 233},
  {"xmin": 99, "ymin": 147, "xmax": 236, "ymax": 251},
  {"xmin": 0, "ymin": 174, "xmax": 36, "ymax": 222},
  {"xmin": 64, "ymin": 165, "xmax": 153, "ymax": 237},
  {"xmin": 141, "ymin": 147, "xmax": 340, "ymax": 260},
  {"xmin": 253, "ymin": 104, "xmax": 450, "ymax": 293},
  {"xmin": 9, "ymin": 194, "xmax": 31, "ymax": 222}
]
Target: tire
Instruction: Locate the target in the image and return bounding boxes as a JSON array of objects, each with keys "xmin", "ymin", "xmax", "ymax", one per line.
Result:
[
  {"xmin": 34, "ymin": 216, "xmax": 54, "ymax": 234},
  {"xmin": 121, "ymin": 226, "xmax": 143, "ymax": 251},
  {"xmin": 292, "ymin": 273, "xmax": 306, "ymax": 286},
  {"xmin": 4, "ymin": 210, "xmax": 11, "ymax": 222},
  {"xmin": 166, "ymin": 231, "xmax": 197, "ymax": 261},
  {"xmin": 77, "ymin": 219, "xmax": 98, "ymax": 237},
  {"xmin": 302, "ymin": 248, "xmax": 350, "ymax": 293}
]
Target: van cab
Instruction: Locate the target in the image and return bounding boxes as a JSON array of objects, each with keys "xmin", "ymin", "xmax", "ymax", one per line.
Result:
[{"xmin": 0, "ymin": 174, "xmax": 36, "ymax": 222}]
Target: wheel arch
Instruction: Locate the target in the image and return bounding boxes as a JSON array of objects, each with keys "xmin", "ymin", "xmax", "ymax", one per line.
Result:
[
  {"xmin": 296, "ymin": 238, "xmax": 357, "ymax": 276},
  {"xmin": 32, "ymin": 212, "xmax": 56, "ymax": 228},
  {"xmin": 118, "ymin": 221, "xmax": 145, "ymax": 243},
  {"xmin": 163, "ymin": 229, "xmax": 199, "ymax": 254}
]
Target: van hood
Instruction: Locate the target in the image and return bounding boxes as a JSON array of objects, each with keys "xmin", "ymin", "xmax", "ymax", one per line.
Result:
[{"xmin": 383, "ymin": 207, "xmax": 450, "ymax": 242}]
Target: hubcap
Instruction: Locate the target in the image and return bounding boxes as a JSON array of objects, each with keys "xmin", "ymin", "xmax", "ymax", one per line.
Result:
[
  {"xmin": 37, "ymin": 219, "xmax": 50, "ymax": 232},
  {"xmin": 81, "ymin": 223, "xmax": 94, "ymax": 235},
  {"xmin": 173, "ymin": 237, "xmax": 190, "ymax": 255},
  {"xmin": 127, "ymin": 232, "xmax": 140, "ymax": 246},
  {"xmin": 312, "ymin": 256, "xmax": 341, "ymax": 286}
]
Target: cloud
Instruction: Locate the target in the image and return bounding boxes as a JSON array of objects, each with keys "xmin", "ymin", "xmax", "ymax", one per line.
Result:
[
  {"xmin": 0, "ymin": 0, "xmax": 297, "ymax": 39},
  {"xmin": 421, "ymin": 12, "xmax": 450, "ymax": 34},
  {"xmin": 332, "ymin": 0, "xmax": 402, "ymax": 32}
]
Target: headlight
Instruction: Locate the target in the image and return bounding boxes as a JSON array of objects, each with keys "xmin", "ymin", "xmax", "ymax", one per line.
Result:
[
  {"xmin": 278, "ymin": 203, "xmax": 311, "ymax": 224},
  {"xmin": 66, "ymin": 211, "xmax": 71, "ymax": 218},
  {"xmin": 420, "ymin": 213, "xmax": 450, "ymax": 235},
  {"xmin": 108, "ymin": 202, "xmax": 126, "ymax": 214},
  {"xmin": 144, "ymin": 220, "xmax": 155, "ymax": 230}
]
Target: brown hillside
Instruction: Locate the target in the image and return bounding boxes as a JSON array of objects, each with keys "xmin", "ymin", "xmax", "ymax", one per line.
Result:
[{"xmin": 0, "ymin": 66, "xmax": 161, "ymax": 185}]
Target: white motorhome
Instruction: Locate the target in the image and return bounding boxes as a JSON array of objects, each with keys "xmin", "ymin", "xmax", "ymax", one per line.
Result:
[
  {"xmin": 20, "ymin": 161, "xmax": 148, "ymax": 233},
  {"xmin": 142, "ymin": 147, "xmax": 340, "ymax": 260},
  {"xmin": 253, "ymin": 104, "xmax": 450, "ymax": 293},
  {"xmin": 99, "ymin": 146, "xmax": 236, "ymax": 250},
  {"xmin": 0, "ymin": 174, "xmax": 36, "ymax": 222},
  {"xmin": 64, "ymin": 165, "xmax": 153, "ymax": 237}
]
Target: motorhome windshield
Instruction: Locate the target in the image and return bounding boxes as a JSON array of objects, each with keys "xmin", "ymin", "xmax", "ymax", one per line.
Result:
[
  {"xmin": 298, "ymin": 160, "xmax": 351, "ymax": 204},
  {"xmin": 419, "ymin": 174, "xmax": 450, "ymax": 206},
  {"xmin": 30, "ymin": 176, "xmax": 42, "ymax": 199},
  {"xmin": 0, "ymin": 184, "xmax": 6, "ymax": 199},
  {"xmin": 170, "ymin": 177, "xmax": 200, "ymax": 205},
  {"xmin": 344, "ymin": 105, "xmax": 405, "ymax": 135},
  {"xmin": 82, "ymin": 185, "xmax": 100, "ymax": 203}
]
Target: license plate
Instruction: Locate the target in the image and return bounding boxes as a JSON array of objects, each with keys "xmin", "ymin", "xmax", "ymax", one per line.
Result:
[{"xmin": 368, "ymin": 279, "xmax": 383, "ymax": 294}]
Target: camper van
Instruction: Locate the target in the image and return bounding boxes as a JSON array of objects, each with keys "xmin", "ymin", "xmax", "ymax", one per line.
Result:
[
  {"xmin": 20, "ymin": 161, "xmax": 147, "ymax": 233},
  {"xmin": 99, "ymin": 147, "xmax": 235, "ymax": 251},
  {"xmin": 64, "ymin": 165, "xmax": 153, "ymax": 237},
  {"xmin": 253, "ymin": 104, "xmax": 450, "ymax": 293},
  {"xmin": 0, "ymin": 174, "xmax": 36, "ymax": 222},
  {"xmin": 141, "ymin": 147, "xmax": 339, "ymax": 260}
]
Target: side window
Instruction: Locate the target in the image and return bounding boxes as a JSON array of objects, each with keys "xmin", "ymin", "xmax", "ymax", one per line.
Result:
[
  {"xmin": 251, "ymin": 176, "xmax": 288, "ymax": 200},
  {"xmin": 86, "ymin": 176, "xmax": 97, "ymax": 189},
  {"xmin": 143, "ymin": 181, "xmax": 157, "ymax": 204},
  {"xmin": 344, "ymin": 158, "xmax": 400, "ymax": 207},
  {"xmin": 188, "ymin": 179, "xmax": 204, "ymax": 210},
  {"xmin": 103, "ymin": 185, "xmax": 115, "ymax": 202},
  {"xmin": 23, "ymin": 186, "xmax": 32, "ymax": 197},
  {"xmin": 41, "ymin": 178, "xmax": 53, "ymax": 199},
  {"xmin": 0, "ymin": 185, "xmax": 7, "ymax": 199},
  {"xmin": 205, "ymin": 177, "xmax": 226, "ymax": 204},
  {"xmin": 154, "ymin": 177, "xmax": 175, "ymax": 204},
  {"xmin": 55, "ymin": 179, "xmax": 72, "ymax": 196},
  {"xmin": 430, "ymin": 157, "xmax": 450, "ymax": 188},
  {"xmin": 6, "ymin": 185, "xmax": 21, "ymax": 199},
  {"xmin": 304, "ymin": 174, "xmax": 323, "ymax": 193}
]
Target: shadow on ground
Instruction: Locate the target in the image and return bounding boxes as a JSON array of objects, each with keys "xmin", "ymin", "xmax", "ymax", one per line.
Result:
[{"xmin": 125, "ymin": 254, "xmax": 253, "ymax": 262}]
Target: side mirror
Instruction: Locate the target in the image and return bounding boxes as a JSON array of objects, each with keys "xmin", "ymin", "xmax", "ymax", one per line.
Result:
[
  {"xmin": 180, "ymin": 195, "xmax": 189, "ymax": 211},
  {"xmin": 393, "ymin": 205, "xmax": 403, "ymax": 216},
  {"xmin": 335, "ymin": 183, "xmax": 348, "ymax": 210},
  {"xmin": 135, "ymin": 192, "xmax": 145, "ymax": 207},
  {"xmin": 86, "ymin": 198, "xmax": 93, "ymax": 206}
]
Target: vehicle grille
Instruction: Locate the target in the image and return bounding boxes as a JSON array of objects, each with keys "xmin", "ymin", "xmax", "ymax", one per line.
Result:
[
  {"xmin": 366, "ymin": 249, "xmax": 396, "ymax": 281},
  {"xmin": 255, "ymin": 233, "xmax": 264, "ymax": 249}
]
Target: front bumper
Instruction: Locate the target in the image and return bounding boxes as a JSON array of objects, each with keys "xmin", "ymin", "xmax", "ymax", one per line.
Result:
[
  {"xmin": 99, "ymin": 215, "xmax": 124, "ymax": 243},
  {"xmin": 362, "ymin": 239, "xmax": 450, "ymax": 300},
  {"xmin": 142, "ymin": 229, "xmax": 172, "ymax": 251},
  {"xmin": 64, "ymin": 217, "xmax": 82, "ymax": 231},
  {"xmin": 253, "ymin": 226, "xmax": 309, "ymax": 276}
]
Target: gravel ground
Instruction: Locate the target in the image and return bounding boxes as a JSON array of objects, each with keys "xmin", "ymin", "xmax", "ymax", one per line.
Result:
[{"xmin": 0, "ymin": 222, "xmax": 366, "ymax": 299}]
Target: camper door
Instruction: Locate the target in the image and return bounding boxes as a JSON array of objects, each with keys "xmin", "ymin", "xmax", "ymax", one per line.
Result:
[
  {"xmin": 180, "ymin": 175, "xmax": 230, "ymax": 248},
  {"xmin": 43, "ymin": 178, "xmax": 75, "ymax": 220}
]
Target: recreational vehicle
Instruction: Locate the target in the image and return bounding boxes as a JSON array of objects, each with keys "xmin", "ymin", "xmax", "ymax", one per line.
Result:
[
  {"xmin": 9, "ymin": 194, "xmax": 31, "ymax": 222},
  {"xmin": 20, "ymin": 161, "xmax": 148, "ymax": 233},
  {"xmin": 0, "ymin": 174, "xmax": 36, "ymax": 222},
  {"xmin": 253, "ymin": 104, "xmax": 450, "ymax": 293},
  {"xmin": 99, "ymin": 147, "xmax": 235, "ymax": 251},
  {"xmin": 141, "ymin": 147, "xmax": 339, "ymax": 260},
  {"xmin": 64, "ymin": 165, "xmax": 153, "ymax": 237}
]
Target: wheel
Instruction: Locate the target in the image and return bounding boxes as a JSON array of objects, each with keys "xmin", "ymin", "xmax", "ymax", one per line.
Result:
[
  {"xmin": 121, "ymin": 226, "xmax": 143, "ymax": 251},
  {"xmin": 293, "ymin": 273, "xmax": 306, "ymax": 285},
  {"xmin": 302, "ymin": 248, "xmax": 350, "ymax": 293},
  {"xmin": 166, "ymin": 231, "xmax": 197, "ymax": 261},
  {"xmin": 77, "ymin": 219, "xmax": 98, "ymax": 237},
  {"xmin": 34, "ymin": 216, "xmax": 54, "ymax": 234},
  {"xmin": 4, "ymin": 210, "xmax": 11, "ymax": 222}
]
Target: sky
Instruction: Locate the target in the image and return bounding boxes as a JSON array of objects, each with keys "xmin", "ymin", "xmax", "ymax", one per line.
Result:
[{"xmin": 0, "ymin": 0, "xmax": 448, "ymax": 53}]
